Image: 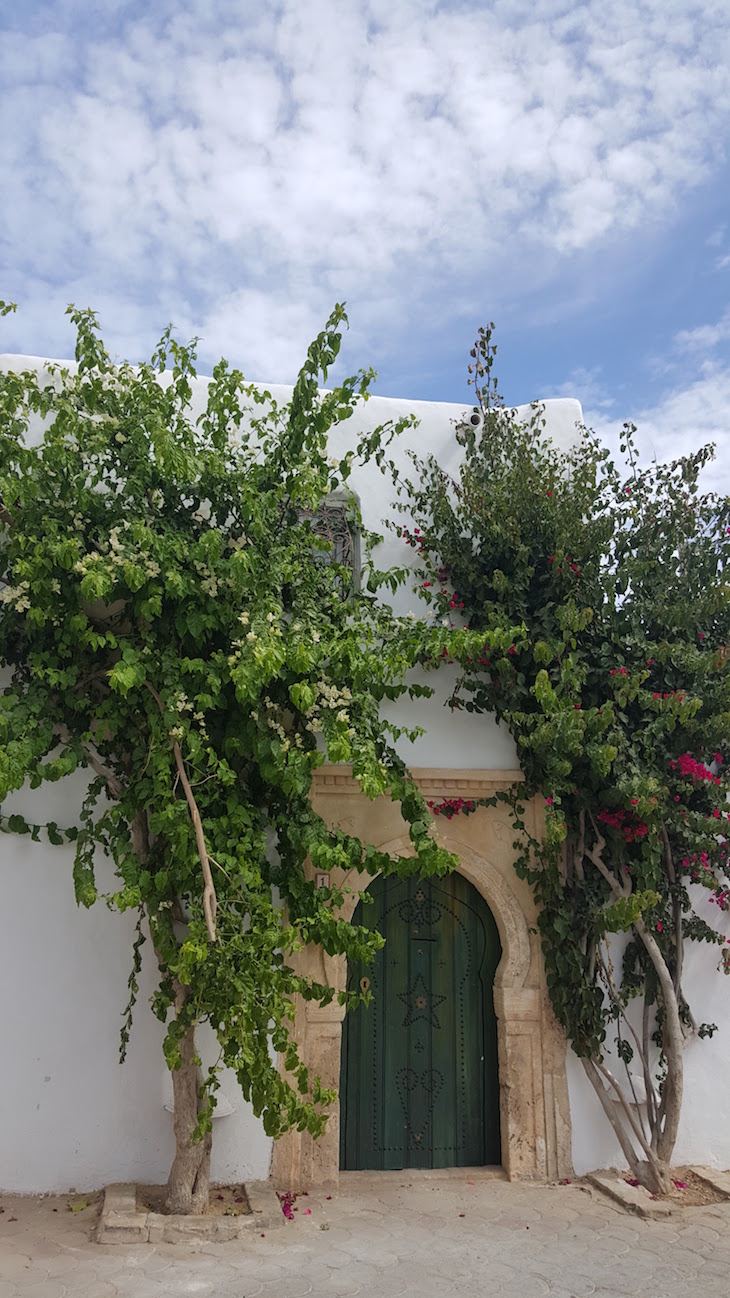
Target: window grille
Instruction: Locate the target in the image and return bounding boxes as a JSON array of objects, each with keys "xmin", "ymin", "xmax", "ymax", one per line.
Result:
[{"xmin": 299, "ymin": 494, "xmax": 361, "ymax": 589}]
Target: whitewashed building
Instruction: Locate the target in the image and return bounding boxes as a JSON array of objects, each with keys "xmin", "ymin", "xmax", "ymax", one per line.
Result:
[{"xmin": 1, "ymin": 357, "xmax": 729, "ymax": 1194}]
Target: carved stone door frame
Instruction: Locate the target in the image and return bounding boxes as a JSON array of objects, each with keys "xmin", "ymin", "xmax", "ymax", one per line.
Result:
[{"xmin": 271, "ymin": 769, "xmax": 574, "ymax": 1189}]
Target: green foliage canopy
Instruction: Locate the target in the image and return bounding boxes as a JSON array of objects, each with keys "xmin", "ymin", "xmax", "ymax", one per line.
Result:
[
  {"xmin": 0, "ymin": 301, "xmax": 457, "ymax": 1139},
  {"xmin": 395, "ymin": 326, "xmax": 730, "ymax": 1068}
]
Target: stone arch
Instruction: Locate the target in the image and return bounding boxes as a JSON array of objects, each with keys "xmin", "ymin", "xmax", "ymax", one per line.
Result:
[
  {"xmin": 271, "ymin": 773, "xmax": 574, "ymax": 1189},
  {"xmin": 342, "ymin": 832, "xmax": 534, "ymax": 995}
]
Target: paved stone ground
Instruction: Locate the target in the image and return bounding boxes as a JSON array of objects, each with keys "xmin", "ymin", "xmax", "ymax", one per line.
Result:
[{"xmin": 2, "ymin": 1172, "xmax": 730, "ymax": 1297}]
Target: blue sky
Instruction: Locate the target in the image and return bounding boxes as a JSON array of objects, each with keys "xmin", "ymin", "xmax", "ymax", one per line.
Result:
[{"xmin": 2, "ymin": 0, "xmax": 730, "ymax": 485}]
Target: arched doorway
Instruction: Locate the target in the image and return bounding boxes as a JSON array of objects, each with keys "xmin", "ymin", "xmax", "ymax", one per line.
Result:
[{"xmin": 340, "ymin": 871, "xmax": 501, "ymax": 1170}]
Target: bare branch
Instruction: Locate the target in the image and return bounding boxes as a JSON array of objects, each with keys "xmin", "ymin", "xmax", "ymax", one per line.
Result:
[
  {"xmin": 661, "ymin": 822, "xmax": 688, "ymax": 1010},
  {"xmin": 144, "ymin": 682, "xmax": 217, "ymax": 943},
  {"xmin": 585, "ymin": 813, "xmax": 630, "ymax": 898},
  {"xmin": 595, "ymin": 944, "xmax": 658, "ymax": 1131},
  {"xmin": 581, "ymin": 1056, "xmax": 644, "ymax": 1170},
  {"xmin": 54, "ymin": 722, "xmax": 123, "ymax": 800},
  {"xmin": 642, "ymin": 995, "xmax": 657, "ymax": 1129},
  {"xmin": 130, "ymin": 809, "xmax": 150, "ymax": 865},
  {"xmin": 573, "ymin": 809, "xmax": 585, "ymax": 882},
  {"xmin": 633, "ymin": 916, "xmax": 685, "ymax": 1162},
  {"xmin": 594, "ymin": 1059, "xmax": 653, "ymax": 1156}
]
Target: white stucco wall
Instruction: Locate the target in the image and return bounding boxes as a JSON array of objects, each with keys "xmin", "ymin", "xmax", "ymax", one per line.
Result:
[
  {"xmin": 568, "ymin": 897, "xmax": 730, "ymax": 1176},
  {"xmin": 2, "ymin": 770, "xmax": 274, "ymax": 1193},
  {"xmin": 4, "ymin": 353, "xmax": 728, "ymax": 1192},
  {"xmin": 0, "ymin": 360, "xmax": 581, "ymax": 1192}
]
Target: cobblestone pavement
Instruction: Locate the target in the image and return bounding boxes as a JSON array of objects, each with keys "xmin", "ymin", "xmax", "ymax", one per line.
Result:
[{"xmin": 2, "ymin": 1172, "xmax": 730, "ymax": 1298}]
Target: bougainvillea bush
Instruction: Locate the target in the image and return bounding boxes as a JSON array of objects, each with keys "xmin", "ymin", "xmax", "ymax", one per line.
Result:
[
  {"xmin": 395, "ymin": 325, "xmax": 730, "ymax": 1195},
  {"xmin": 0, "ymin": 300, "xmax": 456, "ymax": 1213}
]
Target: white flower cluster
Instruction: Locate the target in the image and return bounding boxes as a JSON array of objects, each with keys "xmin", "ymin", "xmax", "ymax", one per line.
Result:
[
  {"xmin": 303, "ymin": 679, "xmax": 355, "ymax": 737},
  {"xmin": 0, "ymin": 579, "xmax": 31, "ymax": 612},
  {"xmin": 315, "ymin": 680, "xmax": 352, "ymax": 708},
  {"xmin": 74, "ymin": 521, "xmax": 160, "ymax": 582},
  {"xmin": 170, "ymin": 691, "xmax": 209, "ymax": 740},
  {"xmin": 193, "ymin": 559, "xmax": 218, "ymax": 599},
  {"xmin": 262, "ymin": 696, "xmax": 303, "ymax": 754}
]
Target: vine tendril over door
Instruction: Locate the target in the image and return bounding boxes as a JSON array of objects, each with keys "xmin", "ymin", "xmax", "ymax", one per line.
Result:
[{"xmin": 340, "ymin": 872, "xmax": 501, "ymax": 1170}]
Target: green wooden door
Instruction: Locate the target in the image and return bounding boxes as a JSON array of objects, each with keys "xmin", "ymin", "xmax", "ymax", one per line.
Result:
[{"xmin": 340, "ymin": 872, "xmax": 501, "ymax": 1170}]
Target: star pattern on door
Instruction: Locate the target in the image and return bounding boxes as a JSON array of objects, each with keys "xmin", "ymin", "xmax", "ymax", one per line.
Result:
[{"xmin": 397, "ymin": 971, "xmax": 447, "ymax": 1028}]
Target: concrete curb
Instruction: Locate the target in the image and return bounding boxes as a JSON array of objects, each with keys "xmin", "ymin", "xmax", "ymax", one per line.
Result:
[
  {"xmin": 689, "ymin": 1166, "xmax": 730, "ymax": 1199},
  {"xmin": 96, "ymin": 1180, "xmax": 283, "ymax": 1243},
  {"xmin": 586, "ymin": 1174, "xmax": 673, "ymax": 1218}
]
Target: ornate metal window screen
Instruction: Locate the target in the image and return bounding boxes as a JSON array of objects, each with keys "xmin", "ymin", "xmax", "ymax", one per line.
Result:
[{"xmin": 300, "ymin": 494, "xmax": 361, "ymax": 589}]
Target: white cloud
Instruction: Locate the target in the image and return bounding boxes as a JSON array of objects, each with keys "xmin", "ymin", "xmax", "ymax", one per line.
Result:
[
  {"xmin": 2, "ymin": 1, "xmax": 730, "ymax": 373},
  {"xmin": 586, "ymin": 360, "xmax": 730, "ymax": 494},
  {"xmin": 545, "ymin": 367, "xmax": 616, "ymax": 414},
  {"xmin": 674, "ymin": 311, "xmax": 730, "ymax": 353}
]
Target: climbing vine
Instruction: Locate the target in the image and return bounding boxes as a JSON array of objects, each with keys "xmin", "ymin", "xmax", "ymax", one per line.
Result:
[
  {"xmin": 394, "ymin": 325, "xmax": 730, "ymax": 1195},
  {"xmin": 0, "ymin": 300, "xmax": 457, "ymax": 1213}
]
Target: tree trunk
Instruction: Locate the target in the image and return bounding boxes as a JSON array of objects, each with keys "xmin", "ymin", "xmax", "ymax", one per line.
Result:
[
  {"xmin": 580, "ymin": 1056, "xmax": 672, "ymax": 1197},
  {"xmin": 580, "ymin": 916, "xmax": 686, "ymax": 1200},
  {"xmin": 130, "ymin": 815, "xmax": 213, "ymax": 1215},
  {"xmin": 634, "ymin": 919, "xmax": 685, "ymax": 1168},
  {"xmin": 165, "ymin": 1018, "xmax": 212, "ymax": 1215}
]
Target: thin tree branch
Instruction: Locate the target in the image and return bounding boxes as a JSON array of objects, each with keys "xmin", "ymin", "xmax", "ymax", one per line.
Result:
[
  {"xmin": 633, "ymin": 916, "xmax": 684, "ymax": 1162},
  {"xmin": 580, "ymin": 1056, "xmax": 644, "ymax": 1171},
  {"xmin": 594, "ymin": 1060, "xmax": 653, "ymax": 1156},
  {"xmin": 595, "ymin": 945, "xmax": 658, "ymax": 1136},
  {"xmin": 54, "ymin": 722, "xmax": 123, "ymax": 800},
  {"xmin": 642, "ymin": 992, "xmax": 657, "ymax": 1129},
  {"xmin": 573, "ymin": 809, "xmax": 585, "ymax": 882},
  {"xmin": 143, "ymin": 682, "xmax": 217, "ymax": 943},
  {"xmin": 661, "ymin": 822, "xmax": 687, "ymax": 1008},
  {"xmin": 585, "ymin": 813, "xmax": 630, "ymax": 898}
]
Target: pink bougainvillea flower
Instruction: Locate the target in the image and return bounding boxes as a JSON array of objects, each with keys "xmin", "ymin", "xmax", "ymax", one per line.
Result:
[
  {"xmin": 624, "ymin": 1177, "xmax": 639, "ymax": 1187},
  {"xmin": 673, "ymin": 1180, "xmax": 688, "ymax": 1189}
]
